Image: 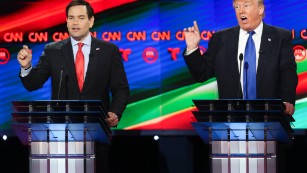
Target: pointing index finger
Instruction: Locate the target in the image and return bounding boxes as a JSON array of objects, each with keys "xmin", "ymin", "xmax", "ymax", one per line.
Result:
[
  {"xmin": 23, "ymin": 45, "xmax": 32, "ymax": 54},
  {"xmin": 23, "ymin": 45, "xmax": 29, "ymax": 50},
  {"xmin": 193, "ymin": 20, "xmax": 200, "ymax": 33}
]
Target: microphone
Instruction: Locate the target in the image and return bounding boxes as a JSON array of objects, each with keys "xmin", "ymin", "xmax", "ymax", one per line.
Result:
[
  {"xmin": 57, "ymin": 67, "xmax": 65, "ymax": 100},
  {"xmin": 259, "ymin": 50, "xmax": 264, "ymax": 54},
  {"xmin": 244, "ymin": 62, "xmax": 249, "ymax": 99},
  {"xmin": 237, "ymin": 53, "xmax": 243, "ymax": 99},
  {"xmin": 65, "ymin": 75, "xmax": 69, "ymax": 100}
]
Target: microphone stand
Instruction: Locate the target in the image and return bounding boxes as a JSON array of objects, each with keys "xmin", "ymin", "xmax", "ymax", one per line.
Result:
[
  {"xmin": 244, "ymin": 62, "xmax": 249, "ymax": 99},
  {"xmin": 57, "ymin": 67, "xmax": 64, "ymax": 100},
  {"xmin": 238, "ymin": 53, "xmax": 243, "ymax": 99}
]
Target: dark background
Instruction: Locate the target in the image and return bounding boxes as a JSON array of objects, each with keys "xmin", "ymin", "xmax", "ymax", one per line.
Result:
[{"xmin": 1, "ymin": 133, "xmax": 307, "ymax": 173}]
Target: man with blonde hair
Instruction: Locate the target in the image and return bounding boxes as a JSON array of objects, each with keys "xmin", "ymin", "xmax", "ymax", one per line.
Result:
[
  {"xmin": 183, "ymin": 1, "xmax": 297, "ymax": 172},
  {"xmin": 183, "ymin": 0, "xmax": 297, "ymax": 115}
]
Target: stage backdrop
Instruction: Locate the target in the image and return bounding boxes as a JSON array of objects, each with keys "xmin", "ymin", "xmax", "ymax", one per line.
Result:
[{"xmin": 1, "ymin": 0, "xmax": 307, "ymax": 135}]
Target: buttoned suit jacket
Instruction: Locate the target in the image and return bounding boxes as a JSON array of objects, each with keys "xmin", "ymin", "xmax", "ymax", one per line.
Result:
[
  {"xmin": 184, "ymin": 23, "xmax": 298, "ymax": 104},
  {"xmin": 20, "ymin": 36, "xmax": 129, "ymax": 117}
]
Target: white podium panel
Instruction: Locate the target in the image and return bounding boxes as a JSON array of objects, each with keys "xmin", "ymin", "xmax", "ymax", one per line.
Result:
[
  {"xmin": 30, "ymin": 142, "xmax": 95, "ymax": 173},
  {"xmin": 211, "ymin": 141, "xmax": 276, "ymax": 173}
]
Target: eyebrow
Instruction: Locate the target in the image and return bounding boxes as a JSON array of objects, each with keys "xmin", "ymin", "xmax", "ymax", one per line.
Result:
[
  {"xmin": 234, "ymin": 0, "xmax": 252, "ymax": 4},
  {"xmin": 68, "ymin": 15, "xmax": 86, "ymax": 18}
]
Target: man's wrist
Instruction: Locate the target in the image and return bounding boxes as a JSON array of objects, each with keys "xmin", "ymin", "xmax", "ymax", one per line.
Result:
[
  {"xmin": 185, "ymin": 47, "xmax": 198, "ymax": 55},
  {"xmin": 22, "ymin": 65, "xmax": 31, "ymax": 70}
]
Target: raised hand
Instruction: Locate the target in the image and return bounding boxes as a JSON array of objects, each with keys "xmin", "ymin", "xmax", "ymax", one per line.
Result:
[
  {"xmin": 17, "ymin": 45, "xmax": 32, "ymax": 69},
  {"xmin": 183, "ymin": 21, "xmax": 201, "ymax": 51}
]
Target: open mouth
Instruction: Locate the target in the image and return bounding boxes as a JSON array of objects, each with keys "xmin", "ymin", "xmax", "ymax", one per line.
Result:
[{"xmin": 241, "ymin": 16, "xmax": 248, "ymax": 23}]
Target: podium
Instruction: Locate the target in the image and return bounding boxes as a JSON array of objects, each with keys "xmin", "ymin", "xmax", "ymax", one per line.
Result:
[
  {"xmin": 11, "ymin": 100, "xmax": 111, "ymax": 173},
  {"xmin": 191, "ymin": 99, "xmax": 294, "ymax": 173}
]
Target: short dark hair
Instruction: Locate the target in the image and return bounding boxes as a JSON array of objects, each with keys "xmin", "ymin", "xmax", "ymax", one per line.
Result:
[{"xmin": 65, "ymin": 0, "xmax": 94, "ymax": 19}]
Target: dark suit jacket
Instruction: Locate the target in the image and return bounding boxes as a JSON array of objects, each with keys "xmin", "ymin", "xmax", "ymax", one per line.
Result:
[
  {"xmin": 184, "ymin": 23, "xmax": 298, "ymax": 104},
  {"xmin": 20, "ymin": 37, "xmax": 129, "ymax": 117}
]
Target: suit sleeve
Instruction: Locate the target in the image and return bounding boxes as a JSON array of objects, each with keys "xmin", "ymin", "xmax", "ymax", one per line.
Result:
[
  {"xmin": 19, "ymin": 44, "xmax": 51, "ymax": 92},
  {"xmin": 279, "ymin": 31, "xmax": 298, "ymax": 105},
  {"xmin": 109, "ymin": 46, "xmax": 130, "ymax": 118},
  {"xmin": 183, "ymin": 33, "xmax": 218, "ymax": 83}
]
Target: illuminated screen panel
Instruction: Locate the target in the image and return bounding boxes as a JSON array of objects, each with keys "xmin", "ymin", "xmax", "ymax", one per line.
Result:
[{"xmin": 0, "ymin": 0, "xmax": 307, "ymax": 134}]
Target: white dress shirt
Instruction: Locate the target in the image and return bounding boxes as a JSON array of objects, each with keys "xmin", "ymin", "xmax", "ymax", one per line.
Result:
[{"xmin": 238, "ymin": 21, "xmax": 263, "ymax": 89}]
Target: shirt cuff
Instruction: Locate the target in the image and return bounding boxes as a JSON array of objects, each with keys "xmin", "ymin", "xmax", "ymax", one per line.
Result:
[
  {"xmin": 20, "ymin": 65, "xmax": 32, "ymax": 77},
  {"xmin": 184, "ymin": 47, "xmax": 199, "ymax": 55}
]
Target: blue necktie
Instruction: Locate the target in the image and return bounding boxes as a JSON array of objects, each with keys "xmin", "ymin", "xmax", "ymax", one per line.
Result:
[{"xmin": 243, "ymin": 31, "xmax": 256, "ymax": 99}]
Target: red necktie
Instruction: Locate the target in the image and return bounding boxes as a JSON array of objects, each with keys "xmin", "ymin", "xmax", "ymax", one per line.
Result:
[{"xmin": 75, "ymin": 43, "xmax": 84, "ymax": 92}]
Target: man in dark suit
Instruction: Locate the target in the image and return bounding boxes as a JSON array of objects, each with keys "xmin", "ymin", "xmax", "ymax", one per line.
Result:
[
  {"xmin": 183, "ymin": 1, "xmax": 297, "ymax": 173},
  {"xmin": 17, "ymin": 1, "xmax": 129, "ymax": 172},
  {"xmin": 183, "ymin": 0, "xmax": 297, "ymax": 115},
  {"xmin": 17, "ymin": 0, "xmax": 129, "ymax": 127}
]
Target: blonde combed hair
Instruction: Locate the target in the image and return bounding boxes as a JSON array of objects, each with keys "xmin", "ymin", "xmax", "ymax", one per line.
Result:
[
  {"xmin": 258, "ymin": 0, "xmax": 265, "ymax": 18},
  {"xmin": 233, "ymin": 0, "xmax": 265, "ymax": 18}
]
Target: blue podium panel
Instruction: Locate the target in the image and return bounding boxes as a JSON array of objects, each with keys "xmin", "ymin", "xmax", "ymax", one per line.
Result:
[
  {"xmin": 191, "ymin": 99, "xmax": 294, "ymax": 143},
  {"xmin": 11, "ymin": 100, "xmax": 111, "ymax": 145},
  {"xmin": 11, "ymin": 123, "xmax": 111, "ymax": 145},
  {"xmin": 192, "ymin": 122, "xmax": 292, "ymax": 144}
]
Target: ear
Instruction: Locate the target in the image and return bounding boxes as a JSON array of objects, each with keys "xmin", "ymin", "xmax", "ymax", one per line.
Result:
[
  {"xmin": 89, "ymin": 16, "xmax": 95, "ymax": 28},
  {"xmin": 258, "ymin": 4, "xmax": 264, "ymax": 16}
]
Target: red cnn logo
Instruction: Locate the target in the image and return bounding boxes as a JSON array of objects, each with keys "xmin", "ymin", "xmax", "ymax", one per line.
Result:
[
  {"xmin": 142, "ymin": 47, "xmax": 158, "ymax": 64},
  {"xmin": 293, "ymin": 45, "xmax": 306, "ymax": 62},
  {"xmin": 0, "ymin": 48, "xmax": 10, "ymax": 65}
]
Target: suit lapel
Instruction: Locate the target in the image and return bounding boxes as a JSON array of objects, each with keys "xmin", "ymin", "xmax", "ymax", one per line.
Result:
[
  {"xmin": 83, "ymin": 37, "xmax": 101, "ymax": 90},
  {"xmin": 61, "ymin": 38, "xmax": 80, "ymax": 92},
  {"xmin": 257, "ymin": 23, "xmax": 274, "ymax": 85},
  {"xmin": 228, "ymin": 27, "xmax": 240, "ymax": 81},
  {"xmin": 227, "ymin": 27, "xmax": 242, "ymax": 97}
]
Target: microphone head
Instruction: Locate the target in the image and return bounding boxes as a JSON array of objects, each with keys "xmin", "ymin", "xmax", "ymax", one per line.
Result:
[
  {"xmin": 239, "ymin": 53, "xmax": 243, "ymax": 61},
  {"xmin": 244, "ymin": 61, "xmax": 249, "ymax": 70}
]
